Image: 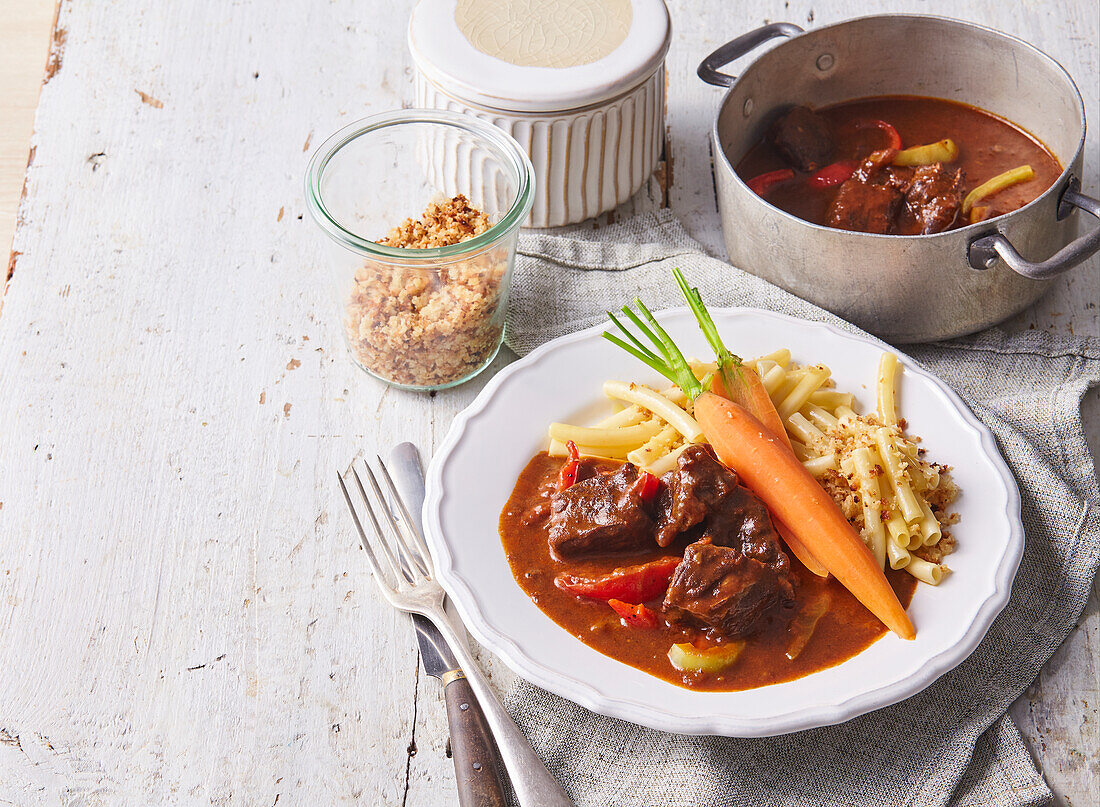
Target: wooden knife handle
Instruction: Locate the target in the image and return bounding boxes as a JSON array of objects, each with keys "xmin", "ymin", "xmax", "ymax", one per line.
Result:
[{"xmin": 443, "ymin": 672, "xmax": 508, "ymax": 807}]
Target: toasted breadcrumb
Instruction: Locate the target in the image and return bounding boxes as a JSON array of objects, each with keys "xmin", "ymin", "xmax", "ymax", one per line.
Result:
[
  {"xmin": 811, "ymin": 406, "xmax": 959, "ymax": 565},
  {"xmin": 377, "ymin": 195, "xmax": 491, "ymax": 249},
  {"xmin": 344, "ymin": 196, "xmax": 504, "ymax": 387}
]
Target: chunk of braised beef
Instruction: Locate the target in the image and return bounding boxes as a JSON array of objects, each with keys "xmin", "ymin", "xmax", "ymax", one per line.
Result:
[
  {"xmin": 663, "ymin": 539, "xmax": 795, "ymax": 639},
  {"xmin": 906, "ymin": 163, "xmax": 964, "ymax": 234},
  {"xmin": 655, "ymin": 444, "xmax": 785, "ymax": 562},
  {"xmin": 850, "ymin": 148, "xmax": 905, "ymax": 185},
  {"xmin": 826, "ymin": 148, "xmax": 907, "ymax": 234},
  {"xmin": 704, "ymin": 485, "xmax": 788, "ymax": 565},
  {"xmin": 548, "ymin": 462, "xmax": 655, "ymax": 560},
  {"xmin": 655, "ymin": 444, "xmax": 739, "ymax": 547},
  {"xmin": 769, "ymin": 106, "xmax": 835, "ymax": 171}
]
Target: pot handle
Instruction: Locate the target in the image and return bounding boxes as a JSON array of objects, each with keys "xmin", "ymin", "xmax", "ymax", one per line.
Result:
[
  {"xmin": 967, "ymin": 177, "xmax": 1100, "ymax": 279},
  {"xmin": 697, "ymin": 22, "xmax": 804, "ymax": 88}
]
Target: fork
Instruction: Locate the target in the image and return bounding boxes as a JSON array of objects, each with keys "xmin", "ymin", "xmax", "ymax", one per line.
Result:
[{"xmin": 338, "ymin": 456, "xmax": 576, "ymax": 807}]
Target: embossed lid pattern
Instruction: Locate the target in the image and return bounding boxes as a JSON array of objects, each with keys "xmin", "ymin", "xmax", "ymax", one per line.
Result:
[{"xmin": 409, "ymin": 0, "xmax": 670, "ymax": 112}]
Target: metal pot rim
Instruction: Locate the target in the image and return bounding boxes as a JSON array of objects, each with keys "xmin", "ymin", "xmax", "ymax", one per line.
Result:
[{"xmin": 709, "ymin": 13, "xmax": 1088, "ymax": 241}]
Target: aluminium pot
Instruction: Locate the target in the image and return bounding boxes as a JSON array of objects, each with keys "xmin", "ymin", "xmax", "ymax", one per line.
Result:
[{"xmin": 699, "ymin": 15, "xmax": 1099, "ymax": 343}]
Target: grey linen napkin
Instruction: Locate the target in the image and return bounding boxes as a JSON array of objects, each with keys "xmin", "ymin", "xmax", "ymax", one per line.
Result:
[{"xmin": 499, "ymin": 209, "xmax": 1100, "ymax": 807}]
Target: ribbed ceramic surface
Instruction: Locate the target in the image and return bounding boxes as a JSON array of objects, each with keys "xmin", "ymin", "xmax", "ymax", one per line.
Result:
[{"xmin": 415, "ymin": 66, "xmax": 664, "ymax": 227}]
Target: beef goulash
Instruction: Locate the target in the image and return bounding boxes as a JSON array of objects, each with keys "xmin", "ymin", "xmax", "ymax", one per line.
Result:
[
  {"xmin": 736, "ymin": 96, "xmax": 1062, "ymax": 235},
  {"xmin": 501, "ymin": 445, "xmax": 916, "ymax": 691}
]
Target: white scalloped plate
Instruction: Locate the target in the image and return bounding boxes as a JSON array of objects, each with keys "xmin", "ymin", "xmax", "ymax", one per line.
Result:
[{"xmin": 423, "ymin": 308, "xmax": 1023, "ymax": 736}]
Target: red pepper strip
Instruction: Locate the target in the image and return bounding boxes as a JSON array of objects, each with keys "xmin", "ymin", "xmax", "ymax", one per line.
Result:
[
  {"xmin": 746, "ymin": 168, "xmax": 795, "ymax": 197},
  {"xmin": 608, "ymin": 599, "xmax": 659, "ymax": 628},
  {"xmin": 855, "ymin": 119, "xmax": 902, "ymax": 151},
  {"xmin": 807, "ymin": 159, "xmax": 859, "ymax": 189},
  {"xmin": 557, "ymin": 440, "xmax": 581, "ymax": 491},
  {"xmin": 554, "ymin": 555, "xmax": 681, "ymax": 602},
  {"xmin": 630, "ymin": 470, "xmax": 661, "ymax": 502}
]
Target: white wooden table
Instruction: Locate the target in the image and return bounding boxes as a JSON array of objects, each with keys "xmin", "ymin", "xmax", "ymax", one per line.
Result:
[{"xmin": 0, "ymin": 1, "xmax": 1095, "ymax": 804}]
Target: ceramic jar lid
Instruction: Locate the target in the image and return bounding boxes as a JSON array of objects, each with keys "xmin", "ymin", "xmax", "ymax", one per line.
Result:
[{"xmin": 409, "ymin": 0, "xmax": 671, "ymax": 113}]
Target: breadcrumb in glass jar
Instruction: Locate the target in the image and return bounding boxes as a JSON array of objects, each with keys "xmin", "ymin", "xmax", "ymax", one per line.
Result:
[{"xmin": 344, "ymin": 195, "xmax": 508, "ymax": 388}]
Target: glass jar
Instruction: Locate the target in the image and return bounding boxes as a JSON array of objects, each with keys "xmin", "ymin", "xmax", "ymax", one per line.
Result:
[{"xmin": 305, "ymin": 110, "xmax": 535, "ymax": 391}]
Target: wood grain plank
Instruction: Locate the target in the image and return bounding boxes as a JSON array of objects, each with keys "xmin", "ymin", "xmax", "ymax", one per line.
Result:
[{"xmin": 0, "ymin": 0, "xmax": 57, "ymax": 305}]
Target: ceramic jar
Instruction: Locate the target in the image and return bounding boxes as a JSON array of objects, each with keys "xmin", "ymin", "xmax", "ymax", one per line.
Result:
[{"xmin": 409, "ymin": 0, "xmax": 671, "ymax": 227}]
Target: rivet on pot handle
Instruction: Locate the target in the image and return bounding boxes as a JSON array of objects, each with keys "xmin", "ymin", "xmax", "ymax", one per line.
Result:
[
  {"xmin": 697, "ymin": 22, "xmax": 804, "ymax": 88},
  {"xmin": 968, "ymin": 177, "xmax": 1100, "ymax": 279}
]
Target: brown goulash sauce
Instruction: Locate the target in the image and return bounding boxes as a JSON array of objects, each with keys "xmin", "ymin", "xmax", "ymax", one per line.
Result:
[
  {"xmin": 736, "ymin": 96, "xmax": 1062, "ymax": 235},
  {"xmin": 499, "ymin": 452, "xmax": 917, "ymax": 691}
]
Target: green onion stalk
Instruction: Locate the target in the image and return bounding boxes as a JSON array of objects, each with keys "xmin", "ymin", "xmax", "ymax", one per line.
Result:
[{"xmin": 603, "ymin": 267, "xmax": 752, "ymax": 411}]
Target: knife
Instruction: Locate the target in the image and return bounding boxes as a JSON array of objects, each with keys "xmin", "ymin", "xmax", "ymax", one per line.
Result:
[{"xmin": 388, "ymin": 443, "xmax": 508, "ymax": 807}]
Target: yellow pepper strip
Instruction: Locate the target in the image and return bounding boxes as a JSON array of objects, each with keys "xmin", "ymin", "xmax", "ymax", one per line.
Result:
[
  {"xmin": 668, "ymin": 640, "xmax": 746, "ymax": 674},
  {"xmin": 892, "ymin": 138, "xmax": 959, "ymax": 167},
  {"xmin": 785, "ymin": 592, "xmax": 831, "ymax": 661},
  {"xmin": 969, "ymin": 206, "xmax": 991, "ymax": 225},
  {"xmin": 962, "ymin": 165, "xmax": 1036, "ymax": 215}
]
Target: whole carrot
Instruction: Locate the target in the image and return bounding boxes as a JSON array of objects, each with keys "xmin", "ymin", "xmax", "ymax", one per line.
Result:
[
  {"xmin": 603, "ymin": 279, "xmax": 914, "ymax": 639},
  {"xmin": 675, "ymin": 268, "xmax": 828, "ymax": 579}
]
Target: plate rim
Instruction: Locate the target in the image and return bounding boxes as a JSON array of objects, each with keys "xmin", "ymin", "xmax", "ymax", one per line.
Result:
[{"xmin": 423, "ymin": 307, "xmax": 1024, "ymax": 736}]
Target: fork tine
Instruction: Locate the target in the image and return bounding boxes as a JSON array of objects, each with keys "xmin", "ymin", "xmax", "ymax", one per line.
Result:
[
  {"xmin": 349, "ymin": 463, "xmax": 412, "ymax": 586},
  {"xmin": 337, "ymin": 470, "xmax": 394, "ymax": 589},
  {"xmin": 360, "ymin": 459, "xmax": 425, "ymax": 582},
  {"xmin": 374, "ymin": 455, "xmax": 433, "ymax": 575}
]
